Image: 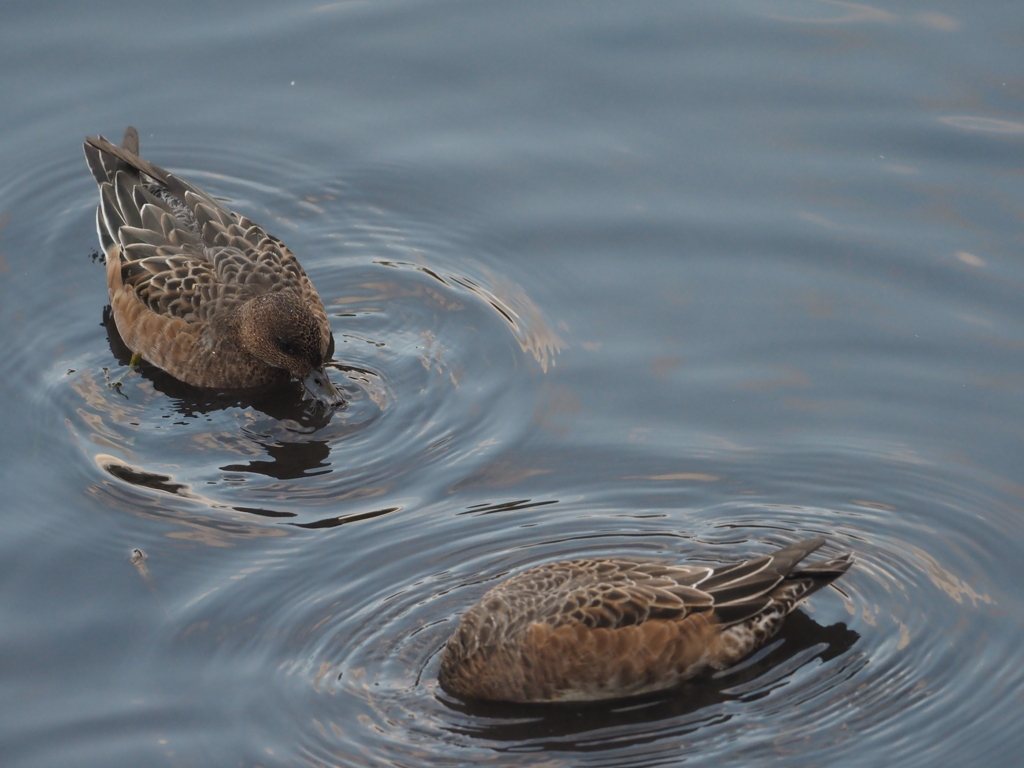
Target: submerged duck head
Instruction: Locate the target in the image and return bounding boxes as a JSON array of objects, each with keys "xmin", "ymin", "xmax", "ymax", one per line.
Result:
[{"xmin": 236, "ymin": 292, "xmax": 343, "ymax": 406}]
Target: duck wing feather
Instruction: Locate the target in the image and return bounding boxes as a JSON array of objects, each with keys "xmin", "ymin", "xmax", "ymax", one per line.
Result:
[{"xmin": 86, "ymin": 130, "xmax": 330, "ymax": 342}]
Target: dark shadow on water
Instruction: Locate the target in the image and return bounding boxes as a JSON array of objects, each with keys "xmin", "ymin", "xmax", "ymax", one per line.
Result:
[
  {"xmin": 220, "ymin": 438, "xmax": 332, "ymax": 480},
  {"xmin": 103, "ymin": 461, "xmax": 191, "ymax": 495},
  {"xmin": 460, "ymin": 499, "xmax": 560, "ymax": 516},
  {"xmin": 438, "ymin": 610, "xmax": 859, "ymax": 750},
  {"xmin": 96, "ymin": 456, "xmax": 297, "ymax": 519},
  {"xmin": 291, "ymin": 505, "xmax": 403, "ymax": 529}
]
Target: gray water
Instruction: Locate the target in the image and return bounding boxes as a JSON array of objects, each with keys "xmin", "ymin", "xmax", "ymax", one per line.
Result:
[{"xmin": 2, "ymin": 1, "xmax": 1023, "ymax": 765}]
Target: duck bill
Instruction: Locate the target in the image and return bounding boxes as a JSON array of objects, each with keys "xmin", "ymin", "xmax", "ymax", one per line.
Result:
[{"xmin": 300, "ymin": 367, "xmax": 344, "ymax": 407}]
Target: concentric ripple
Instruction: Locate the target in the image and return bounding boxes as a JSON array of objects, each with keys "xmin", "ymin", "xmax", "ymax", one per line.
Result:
[
  {"xmin": 7, "ymin": 142, "xmax": 1023, "ymax": 768},
  {"xmin": 19, "ymin": 146, "xmax": 562, "ymax": 532},
  {"xmin": 133, "ymin": 443, "xmax": 1024, "ymax": 768}
]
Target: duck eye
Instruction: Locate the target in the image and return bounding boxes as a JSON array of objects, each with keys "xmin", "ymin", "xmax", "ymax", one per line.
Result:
[{"xmin": 277, "ymin": 337, "xmax": 299, "ymax": 357}]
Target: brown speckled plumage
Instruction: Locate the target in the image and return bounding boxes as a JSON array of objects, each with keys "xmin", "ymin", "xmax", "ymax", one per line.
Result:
[
  {"xmin": 83, "ymin": 127, "xmax": 342, "ymax": 403},
  {"xmin": 439, "ymin": 538, "xmax": 852, "ymax": 702}
]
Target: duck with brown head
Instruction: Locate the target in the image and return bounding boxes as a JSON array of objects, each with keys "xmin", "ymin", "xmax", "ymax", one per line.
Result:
[{"xmin": 83, "ymin": 126, "xmax": 344, "ymax": 406}]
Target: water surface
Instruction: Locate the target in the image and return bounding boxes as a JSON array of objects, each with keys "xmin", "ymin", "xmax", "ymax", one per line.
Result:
[{"xmin": 1, "ymin": 1, "xmax": 1023, "ymax": 766}]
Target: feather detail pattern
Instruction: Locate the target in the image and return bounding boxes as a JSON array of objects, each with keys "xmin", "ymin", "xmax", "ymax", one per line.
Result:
[
  {"xmin": 83, "ymin": 126, "xmax": 342, "ymax": 404},
  {"xmin": 439, "ymin": 538, "xmax": 853, "ymax": 702}
]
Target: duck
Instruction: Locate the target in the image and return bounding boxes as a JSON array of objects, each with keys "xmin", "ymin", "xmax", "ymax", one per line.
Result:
[
  {"xmin": 438, "ymin": 537, "xmax": 852, "ymax": 703},
  {"xmin": 83, "ymin": 127, "xmax": 343, "ymax": 405}
]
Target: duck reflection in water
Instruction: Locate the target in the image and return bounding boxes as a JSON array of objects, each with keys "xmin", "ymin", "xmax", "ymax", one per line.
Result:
[{"xmin": 99, "ymin": 304, "xmax": 338, "ymax": 488}]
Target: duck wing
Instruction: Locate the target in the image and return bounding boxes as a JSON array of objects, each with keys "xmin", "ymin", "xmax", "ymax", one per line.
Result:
[
  {"xmin": 513, "ymin": 538, "xmax": 848, "ymax": 632},
  {"xmin": 485, "ymin": 558, "xmax": 716, "ymax": 633},
  {"xmin": 84, "ymin": 129, "xmax": 328, "ymax": 338},
  {"xmin": 698, "ymin": 537, "xmax": 852, "ymax": 625}
]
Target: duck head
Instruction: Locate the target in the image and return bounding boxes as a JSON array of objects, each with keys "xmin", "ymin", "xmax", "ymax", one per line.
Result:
[{"xmin": 237, "ymin": 292, "xmax": 344, "ymax": 406}]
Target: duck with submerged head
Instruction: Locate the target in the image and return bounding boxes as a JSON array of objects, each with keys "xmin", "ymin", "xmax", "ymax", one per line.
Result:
[
  {"xmin": 83, "ymin": 126, "xmax": 343, "ymax": 406},
  {"xmin": 439, "ymin": 537, "xmax": 852, "ymax": 703}
]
